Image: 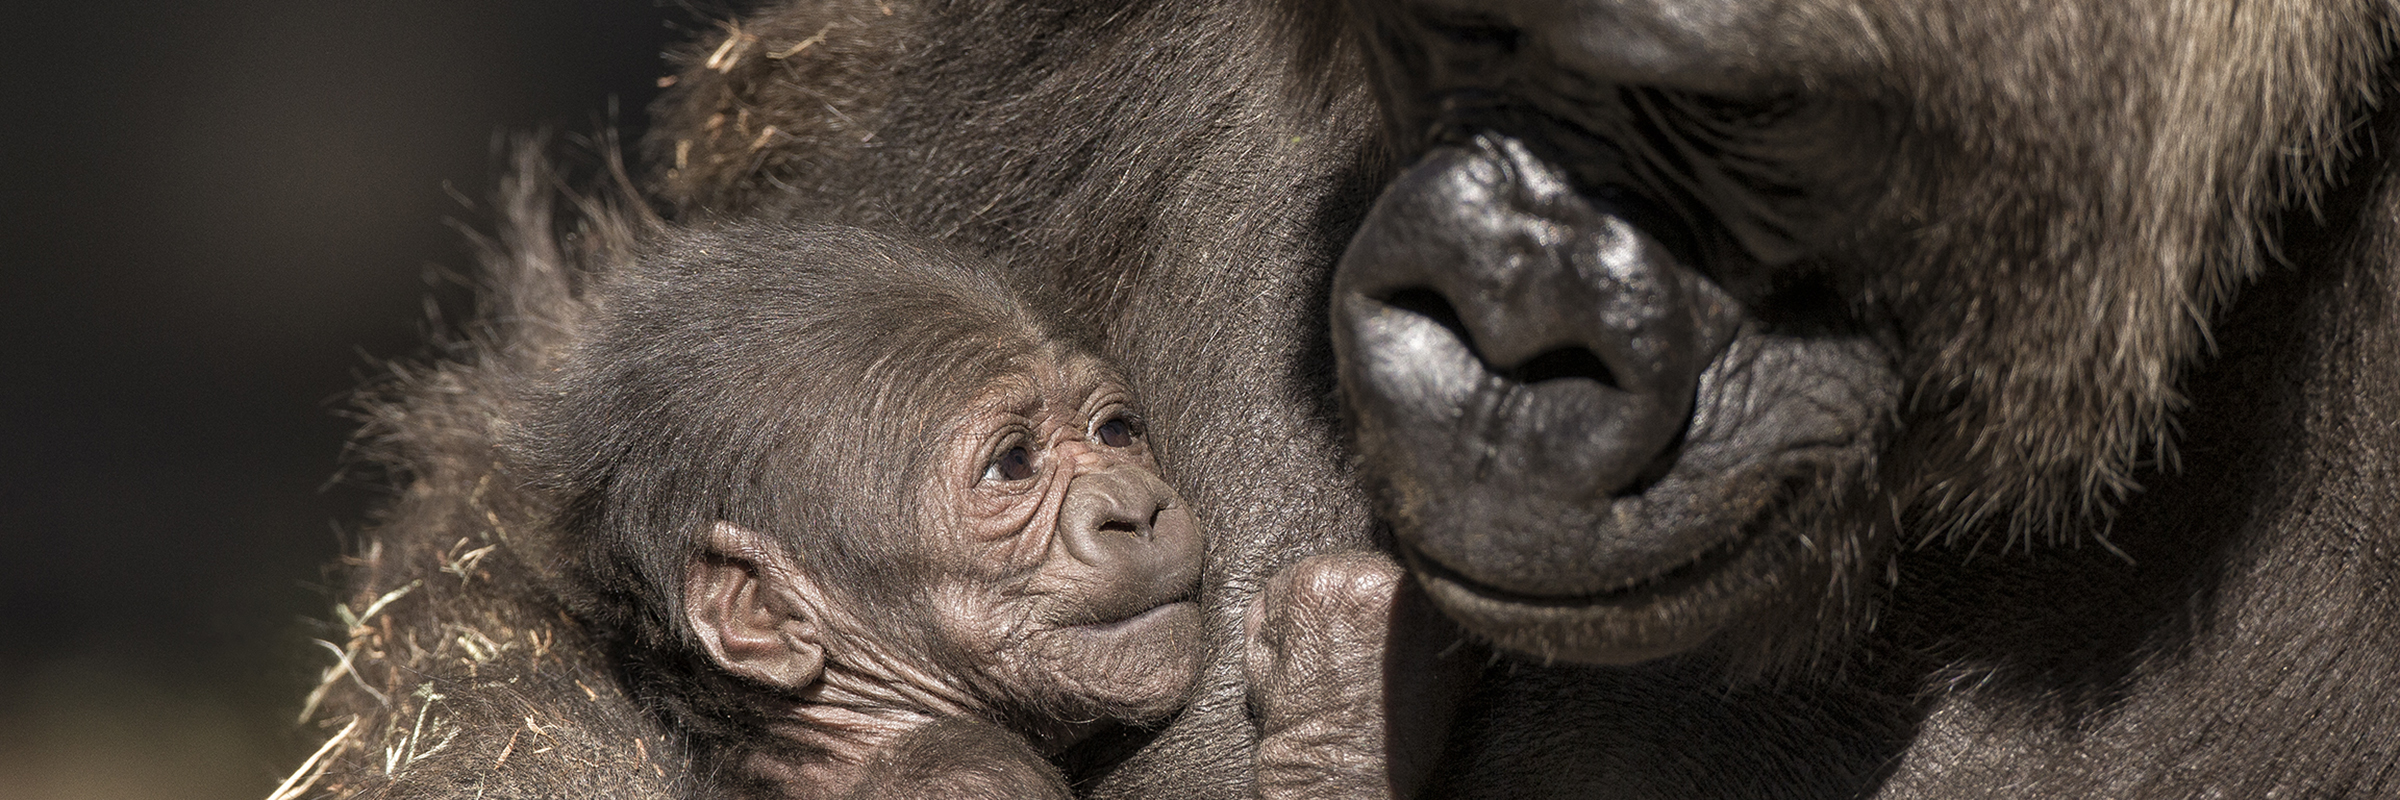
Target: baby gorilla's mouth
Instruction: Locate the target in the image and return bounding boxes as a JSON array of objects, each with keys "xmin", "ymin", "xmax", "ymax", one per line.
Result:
[
  {"xmin": 1073, "ymin": 588, "xmax": 1200, "ymax": 632},
  {"xmin": 1079, "ymin": 598, "xmax": 1199, "ymax": 632}
]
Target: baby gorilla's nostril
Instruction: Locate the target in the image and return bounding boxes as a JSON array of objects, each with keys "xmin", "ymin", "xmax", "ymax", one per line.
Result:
[
  {"xmin": 1505, "ymin": 347, "xmax": 1617, "ymax": 388},
  {"xmin": 1099, "ymin": 520, "xmax": 1140, "ymax": 536}
]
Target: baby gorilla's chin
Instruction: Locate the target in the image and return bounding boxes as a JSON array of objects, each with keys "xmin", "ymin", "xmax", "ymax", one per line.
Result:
[{"xmin": 1035, "ymin": 600, "xmax": 1208, "ymax": 719}]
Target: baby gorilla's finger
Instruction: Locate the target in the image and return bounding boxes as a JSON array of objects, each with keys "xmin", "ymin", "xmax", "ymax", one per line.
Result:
[{"xmin": 1245, "ymin": 551, "xmax": 1480, "ymax": 799}]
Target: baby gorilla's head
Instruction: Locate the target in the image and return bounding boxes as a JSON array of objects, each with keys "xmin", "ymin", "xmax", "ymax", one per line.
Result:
[
  {"xmin": 683, "ymin": 337, "xmax": 1208, "ymax": 734},
  {"xmin": 522, "ymin": 224, "xmax": 1205, "ymax": 777}
]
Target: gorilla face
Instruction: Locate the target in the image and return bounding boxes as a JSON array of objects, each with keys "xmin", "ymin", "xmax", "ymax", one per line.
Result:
[
  {"xmin": 1326, "ymin": 0, "xmax": 2378, "ymax": 664},
  {"xmin": 1332, "ymin": 95, "xmax": 1897, "ymax": 665}
]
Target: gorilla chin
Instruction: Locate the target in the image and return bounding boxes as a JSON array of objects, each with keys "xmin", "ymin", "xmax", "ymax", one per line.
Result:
[{"xmin": 1331, "ymin": 136, "xmax": 1895, "ymax": 665}]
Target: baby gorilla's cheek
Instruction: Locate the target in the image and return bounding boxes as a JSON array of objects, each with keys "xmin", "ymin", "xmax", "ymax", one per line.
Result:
[
  {"xmin": 920, "ymin": 582, "xmax": 1045, "ymax": 674},
  {"xmin": 1018, "ymin": 600, "xmax": 1208, "ymax": 720}
]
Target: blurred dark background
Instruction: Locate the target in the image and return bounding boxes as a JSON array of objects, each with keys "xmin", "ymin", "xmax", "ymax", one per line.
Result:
[{"xmin": 0, "ymin": 3, "xmax": 694, "ymax": 797}]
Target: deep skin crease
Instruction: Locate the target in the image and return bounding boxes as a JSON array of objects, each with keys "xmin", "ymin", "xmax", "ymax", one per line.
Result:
[{"xmin": 1333, "ymin": 133, "xmax": 1892, "ymax": 664}]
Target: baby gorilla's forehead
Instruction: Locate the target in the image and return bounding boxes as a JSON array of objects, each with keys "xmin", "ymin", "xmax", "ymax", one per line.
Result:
[
  {"xmin": 928, "ymin": 350, "xmax": 1140, "ymax": 476},
  {"xmin": 961, "ymin": 349, "xmax": 1125, "ymax": 420}
]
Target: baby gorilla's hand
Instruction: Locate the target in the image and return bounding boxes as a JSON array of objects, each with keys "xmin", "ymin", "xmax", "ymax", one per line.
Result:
[
  {"xmin": 1244, "ymin": 552, "xmax": 1481, "ymax": 799},
  {"xmin": 843, "ymin": 717, "xmax": 1071, "ymax": 800}
]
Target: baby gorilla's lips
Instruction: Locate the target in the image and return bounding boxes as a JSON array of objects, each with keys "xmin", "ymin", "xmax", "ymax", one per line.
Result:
[
  {"xmin": 1041, "ymin": 596, "xmax": 1208, "ymax": 720},
  {"xmin": 1059, "ymin": 569, "xmax": 1203, "ymax": 638},
  {"xmin": 1040, "ymin": 553, "xmax": 1205, "ymax": 651},
  {"xmin": 1073, "ymin": 596, "xmax": 1202, "ymax": 635}
]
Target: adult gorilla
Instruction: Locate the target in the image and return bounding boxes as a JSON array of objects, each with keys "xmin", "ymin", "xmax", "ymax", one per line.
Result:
[
  {"xmin": 1330, "ymin": 0, "xmax": 2396, "ymax": 663},
  {"xmin": 292, "ymin": 0, "xmax": 2400, "ymax": 797},
  {"xmin": 1322, "ymin": 0, "xmax": 2400, "ymax": 795}
]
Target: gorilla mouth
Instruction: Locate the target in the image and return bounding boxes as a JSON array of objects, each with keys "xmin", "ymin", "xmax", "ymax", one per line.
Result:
[
  {"xmin": 1395, "ymin": 494, "xmax": 1799, "ymax": 664},
  {"xmin": 1400, "ymin": 516, "xmax": 1763, "ymax": 608},
  {"xmin": 1070, "ymin": 593, "xmax": 1200, "ymax": 634}
]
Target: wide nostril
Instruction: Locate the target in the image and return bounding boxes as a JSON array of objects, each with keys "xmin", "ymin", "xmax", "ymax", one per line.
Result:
[
  {"xmin": 1098, "ymin": 501, "xmax": 1167, "ymax": 538},
  {"xmin": 1379, "ymin": 287, "xmax": 1619, "ymax": 389},
  {"xmin": 1057, "ymin": 470, "xmax": 1183, "ymax": 573},
  {"xmin": 1506, "ymin": 347, "xmax": 1616, "ymax": 388},
  {"xmin": 1380, "ymin": 287, "xmax": 1470, "ymax": 343}
]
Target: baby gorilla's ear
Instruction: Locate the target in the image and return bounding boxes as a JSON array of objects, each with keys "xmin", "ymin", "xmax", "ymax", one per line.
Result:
[{"xmin": 684, "ymin": 521, "xmax": 826, "ymax": 691}]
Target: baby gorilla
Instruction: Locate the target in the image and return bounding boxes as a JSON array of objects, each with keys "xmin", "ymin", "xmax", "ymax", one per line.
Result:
[{"xmin": 520, "ymin": 224, "xmax": 1206, "ymax": 799}]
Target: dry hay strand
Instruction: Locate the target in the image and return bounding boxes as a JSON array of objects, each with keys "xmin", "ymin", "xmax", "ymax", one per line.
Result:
[{"xmin": 264, "ymin": 717, "xmax": 362, "ymax": 800}]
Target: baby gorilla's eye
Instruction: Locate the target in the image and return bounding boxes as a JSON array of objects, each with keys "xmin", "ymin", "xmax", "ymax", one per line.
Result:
[
  {"xmin": 984, "ymin": 446, "xmax": 1035, "ymax": 482},
  {"xmin": 1096, "ymin": 418, "xmax": 1137, "ymax": 448}
]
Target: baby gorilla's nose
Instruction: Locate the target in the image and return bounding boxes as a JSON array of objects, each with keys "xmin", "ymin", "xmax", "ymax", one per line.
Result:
[{"xmin": 1055, "ymin": 466, "xmax": 1204, "ymax": 617}]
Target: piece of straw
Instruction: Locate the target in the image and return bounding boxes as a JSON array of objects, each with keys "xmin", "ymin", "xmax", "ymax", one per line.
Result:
[{"xmin": 264, "ymin": 717, "xmax": 361, "ymax": 800}]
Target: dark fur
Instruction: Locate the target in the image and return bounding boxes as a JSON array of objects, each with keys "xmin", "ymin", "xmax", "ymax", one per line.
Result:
[
  {"xmin": 646, "ymin": 0, "xmax": 2400, "ymax": 794},
  {"xmin": 292, "ymin": 149, "xmax": 704, "ymax": 799},
  {"xmin": 290, "ymin": 0, "xmax": 2400, "ymax": 797},
  {"xmin": 646, "ymin": 4, "xmax": 1398, "ymax": 796},
  {"xmin": 291, "ymin": 1, "xmax": 1387, "ymax": 788}
]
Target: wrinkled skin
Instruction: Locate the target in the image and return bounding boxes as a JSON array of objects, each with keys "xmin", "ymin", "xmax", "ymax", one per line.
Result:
[
  {"xmin": 911, "ymin": 354, "xmax": 1209, "ymax": 734},
  {"xmin": 648, "ymin": 0, "xmax": 2400, "ymax": 795},
  {"xmin": 569, "ymin": 228, "xmax": 1208, "ymax": 798},
  {"xmin": 1336, "ymin": 134, "xmax": 1891, "ymax": 663},
  {"xmin": 636, "ymin": 4, "xmax": 1407, "ymax": 795},
  {"xmin": 1325, "ymin": 0, "xmax": 2400, "ymax": 796},
  {"xmin": 839, "ymin": 718, "xmax": 1072, "ymax": 800},
  {"xmin": 1330, "ymin": 0, "xmax": 2398, "ymax": 666},
  {"xmin": 1243, "ymin": 552, "xmax": 1477, "ymax": 799},
  {"xmin": 682, "ymin": 359, "xmax": 1206, "ymax": 797}
]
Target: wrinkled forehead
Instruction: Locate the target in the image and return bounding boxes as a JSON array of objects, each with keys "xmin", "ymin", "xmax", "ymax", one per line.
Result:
[
  {"xmin": 921, "ymin": 348, "xmax": 1131, "ymax": 466},
  {"xmin": 951, "ymin": 347, "xmax": 1122, "ymax": 416}
]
